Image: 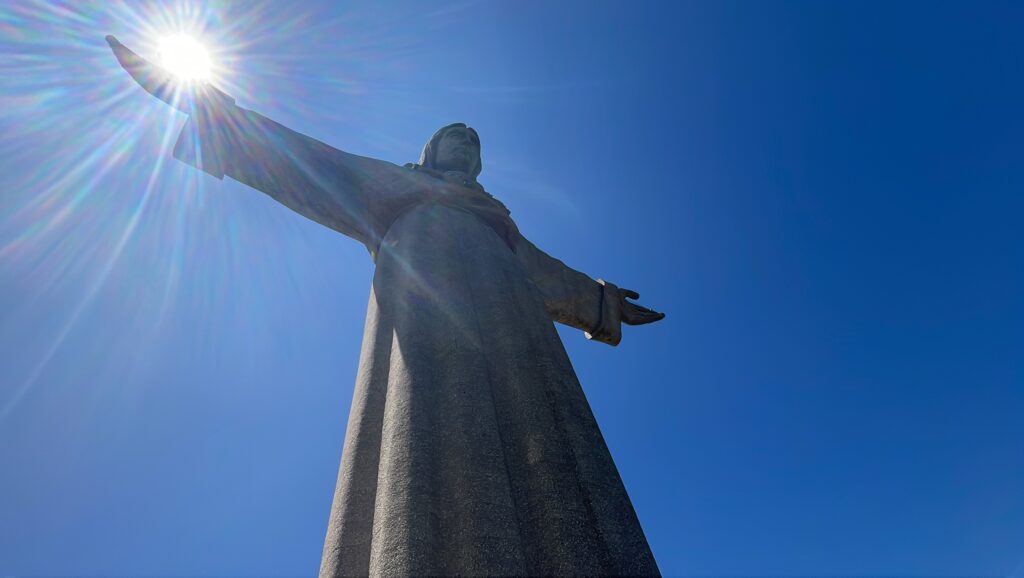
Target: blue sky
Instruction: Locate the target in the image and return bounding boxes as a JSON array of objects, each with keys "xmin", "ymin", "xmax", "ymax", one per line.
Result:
[{"xmin": 1, "ymin": 1, "xmax": 1022, "ymax": 576}]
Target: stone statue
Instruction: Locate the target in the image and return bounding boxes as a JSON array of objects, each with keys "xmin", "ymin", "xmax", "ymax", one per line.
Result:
[{"xmin": 107, "ymin": 35, "xmax": 665, "ymax": 577}]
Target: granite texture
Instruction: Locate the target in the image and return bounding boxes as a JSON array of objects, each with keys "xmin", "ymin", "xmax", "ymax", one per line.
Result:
[
  {"xmin": 321, "ymin": 203, "xmax": 659, "ymax": 576},
  {"xmin": 108, "ymin": 36, "xmax": 663, "ymax": 577}
]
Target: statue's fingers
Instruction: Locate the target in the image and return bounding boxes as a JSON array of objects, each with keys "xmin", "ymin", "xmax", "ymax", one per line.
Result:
[
  {"xmin": 636, "ymin": 310, "xmax": 666, "ymax": 325},
  {"xmin": 106, "ymin": 35, "xmax": 188, "ymax": 113},
  {"xmin": 624, "ymin": 305, "xmax": 665, "ymax": 325}
]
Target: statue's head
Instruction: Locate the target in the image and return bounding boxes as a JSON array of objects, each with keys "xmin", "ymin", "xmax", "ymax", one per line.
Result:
[{"xmin": 418, "ymin": 123, "xmax": 482, "ymax": 180}]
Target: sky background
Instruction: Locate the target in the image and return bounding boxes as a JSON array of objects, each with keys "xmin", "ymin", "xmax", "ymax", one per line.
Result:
[{"xmin": 1, "ymin": 0, "xmax": 1023, "ymax": 576}]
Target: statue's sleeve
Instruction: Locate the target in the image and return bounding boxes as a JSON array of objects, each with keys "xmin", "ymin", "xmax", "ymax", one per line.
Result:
[
  {"xmin": 514, "ymin": 235, "xmax": 625, "ymax": 346},
  {"xmin": 172, "ymin": 98, "xmax": 423, "ymax": 253}
]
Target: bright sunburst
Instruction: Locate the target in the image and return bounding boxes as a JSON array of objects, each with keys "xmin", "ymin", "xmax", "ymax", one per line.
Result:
[
  {"xmin": 0, "ymin": 0, "xmax": 392, "ymax": 422},
  {"xmin": 158, "ymin": 34, "xmax": 212, "ymax": 81}
]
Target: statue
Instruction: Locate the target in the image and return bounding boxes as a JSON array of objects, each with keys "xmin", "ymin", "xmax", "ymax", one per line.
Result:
[{"xmin": 107, "ymin": 35, "xmax": 665, "ymax": 577}]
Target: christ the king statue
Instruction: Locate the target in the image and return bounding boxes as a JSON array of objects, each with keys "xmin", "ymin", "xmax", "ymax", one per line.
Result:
[{"xmin": 108, "ymin": 35, "xmax": 664, "ymax": 577}]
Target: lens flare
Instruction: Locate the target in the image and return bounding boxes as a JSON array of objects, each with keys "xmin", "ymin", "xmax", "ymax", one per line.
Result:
[
  {"xmin": 0, "ymin": 0, "xmax": 441, "ymax": 424},
  {"xmin": 158, "ymin": 34, "xmax": 211, "ymax": 81}
]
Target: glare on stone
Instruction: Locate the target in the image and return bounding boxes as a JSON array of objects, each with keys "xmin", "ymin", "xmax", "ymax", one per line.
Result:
[{"xmin": 158, "ymin": 34, "xmax": 211, "ymax": 81}]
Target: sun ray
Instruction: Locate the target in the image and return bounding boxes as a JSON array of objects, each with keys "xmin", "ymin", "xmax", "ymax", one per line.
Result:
[
  {"xmin": 0, "ymin": 0, "xmax": 451, "ymax": 420},
  {"xmin": 0, "ymin": 102, "xmax": 182, "ymax": 422},
  {"xmin": 158, "ymin": 34, "xmax": 212, "ymax": 81}
]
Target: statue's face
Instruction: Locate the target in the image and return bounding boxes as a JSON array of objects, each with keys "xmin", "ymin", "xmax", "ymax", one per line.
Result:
[{"xmin": 433, "ymin": 126, "xmax": 480, "ymax": 175}]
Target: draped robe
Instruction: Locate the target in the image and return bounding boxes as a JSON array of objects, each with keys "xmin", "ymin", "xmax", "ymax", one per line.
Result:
[{"xmin": 173, "ymin": 102, "xmax": 660, "ymax": 577}]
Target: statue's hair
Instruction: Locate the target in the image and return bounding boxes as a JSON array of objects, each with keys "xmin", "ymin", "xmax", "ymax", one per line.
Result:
[{"xmin": 417, "ymin": 122, "xmax": 482, "ymax": 180}]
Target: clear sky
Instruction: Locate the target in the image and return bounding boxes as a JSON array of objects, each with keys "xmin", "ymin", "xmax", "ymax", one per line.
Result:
[{"xmin": 1, "ymin": 1, "xmax": 1022, "ymax": 576}]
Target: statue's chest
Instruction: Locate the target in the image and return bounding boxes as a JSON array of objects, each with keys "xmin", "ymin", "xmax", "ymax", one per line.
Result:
[{"xmin": 381, "ymin": 203, "xmax": 517, "ymax": 263}]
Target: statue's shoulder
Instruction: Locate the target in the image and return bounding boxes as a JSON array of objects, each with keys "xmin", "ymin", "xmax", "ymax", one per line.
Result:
[
  {"xmin": 402, "ymin": 163, "xmax": 444, "ymax": 185},
  {"xmin": 401, "ymin": 163, "xmax": 510, "ymax": 215}
]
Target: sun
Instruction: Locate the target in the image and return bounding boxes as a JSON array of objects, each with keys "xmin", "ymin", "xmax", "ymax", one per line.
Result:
[{"xmin": 157, "ymin": 34, "xmax": 212, "ymax": 81}]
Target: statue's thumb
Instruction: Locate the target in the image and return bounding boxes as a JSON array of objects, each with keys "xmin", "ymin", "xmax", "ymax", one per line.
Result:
[{"xmin": 105, "ymin": 35, "xmax": 120, "ymax": 48}]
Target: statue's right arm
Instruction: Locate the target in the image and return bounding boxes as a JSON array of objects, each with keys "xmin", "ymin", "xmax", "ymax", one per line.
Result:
[
  {"xmin": 174, "ymin": 102, "xmax": 425, "ymax": 250},
  {"xmin": 108, "ymin": 36, "xmax": 424, "ymax": 252}
]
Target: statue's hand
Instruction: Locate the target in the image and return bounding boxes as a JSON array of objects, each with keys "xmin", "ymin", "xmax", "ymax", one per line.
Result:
[
  {"xmin": 618, "ymin": 288, "xmax": 665, "ymax": 326},
  {"xmin": 106, "ymin": 35, "xmax": 190, "ymax": 112},
  {"xmin": 105, "ymin": 35, "xmax": 234, "ymax": 113}
]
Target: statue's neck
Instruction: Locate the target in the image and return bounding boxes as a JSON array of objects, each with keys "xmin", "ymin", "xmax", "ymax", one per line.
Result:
[
  {"xmin": 408, "ymin": 164, "xmax": 483, "ymax": 191},
  {"xmin": 441, "ymin": 170, "xmax": 474, "ymax": 187}
]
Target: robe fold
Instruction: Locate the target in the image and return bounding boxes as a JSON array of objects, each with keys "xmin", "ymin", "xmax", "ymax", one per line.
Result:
[{"xmin": 173, "ymin": 100, "xmax": 660, "ymax": 577}]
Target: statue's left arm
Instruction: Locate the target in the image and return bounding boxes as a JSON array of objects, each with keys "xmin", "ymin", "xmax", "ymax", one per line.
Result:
[{"xmin": 514, "ymin": 236, "xmax": 664, "ymax": 346}]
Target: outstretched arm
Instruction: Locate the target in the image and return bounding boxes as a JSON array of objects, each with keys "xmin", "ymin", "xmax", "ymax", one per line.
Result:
[
  {"xmin": 107, "ymin": 35, "xmax": 425, "ymax": 253},
  {"xmin": 172, "ymin": 101, "xmax": 422, "ymax": 251},
  {"xmin": 514, "ymin": 235, "xmax": 664, "ymax": 346}
]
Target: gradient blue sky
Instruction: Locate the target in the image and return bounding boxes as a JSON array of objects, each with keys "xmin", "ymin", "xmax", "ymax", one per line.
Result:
[{"xmin": 2, "ymin": 1, "xmax": 1023, "ymax": 576}]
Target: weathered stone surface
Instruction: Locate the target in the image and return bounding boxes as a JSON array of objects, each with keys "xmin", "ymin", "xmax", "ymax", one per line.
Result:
[
  {"xmin": 321, "ymin": 202, "xmax": 659, "ymax": 576},
  {"xmin": 109, "ymin": 37, "xmax": 664, "ymax": 577}
]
